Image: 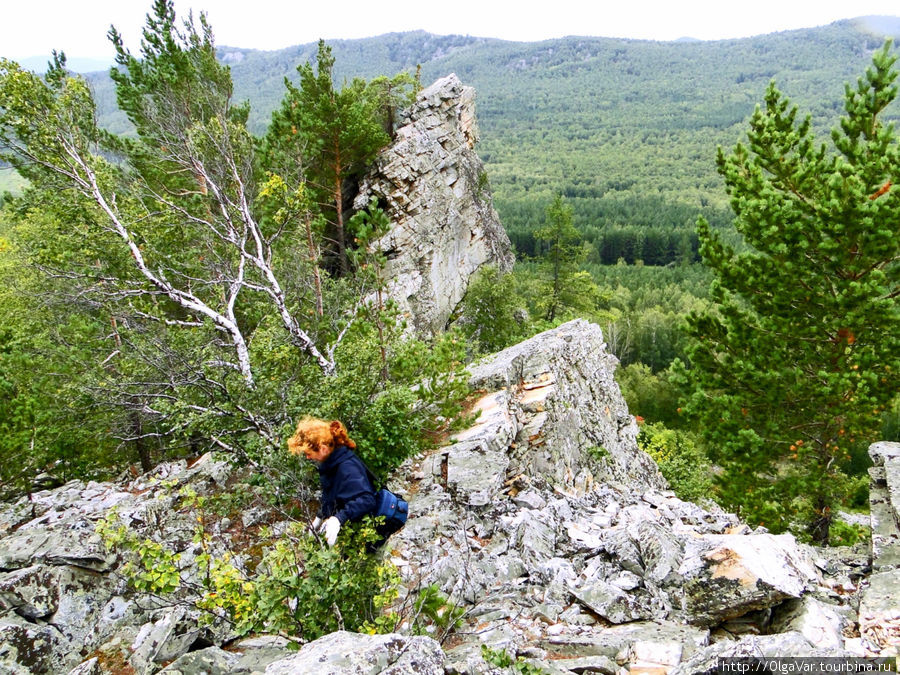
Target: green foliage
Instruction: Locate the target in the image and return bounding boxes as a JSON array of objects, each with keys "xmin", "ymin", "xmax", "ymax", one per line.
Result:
[
  {"xmin": 279, "ymin": 317, "xmax": 471, "ymax": 481},
  {"xmin": 637, "ymin": 423, "xmax": 714, "ymax": 503},
  {"xmin": 84, "ymin": 23, "xmax": 900, "ymax": 282},
  {"xmin": 98, "ymin": 502, "xmax": 400, "ymax": 641},
  {"xmin": 459, "ymin": 265, "xmax": 527, "ymax": 355},
  {"xmin": 0, "ymin": 198, "xmax": 124, "ymax": 485},
  {"xmin": 882, "ymin": 395, "xmax": 900, "ymax": 442},
  {"xmin": 96, "ymin": 508, "xmax": 182, "ymax": 595},
  {"xmin": 480, "ymin": 645, "xmax": 549, "ymax": 675},
  {"xmin": 261, "ymin": 39, "xmax": 397, "ymax": 274},
  {"xmin": 0, "ymin": 7, "xmax": 462, "ymax": 487},
  {"xmin": 828, "ymin": 518, "xmax": 870, "ymax": 547},
  {"xmin": 680, "ymin": 42, "xmax": 900, "ymax": 543},
  {"xmin": 616, "ymin": 363, "xmax": 683, "ymax": 428},
  {"xmin": 586, "ymin": 445, "xmax": 610, "ymax": 462},
  {"xmin": 534, "ymin": 194, "xmax": 597, "ymax": 321},
  {"xmin": 0, "ymin": 167, "xmax": 26, "ymax": 198},
  {"xmin": 413, "ymin": 584, "xmax": 465, "ymax": 637}
]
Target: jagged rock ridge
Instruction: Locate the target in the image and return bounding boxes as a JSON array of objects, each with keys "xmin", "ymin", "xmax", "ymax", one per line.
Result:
[
  {"xmin": 0, "ymin": 323, "xmax": 897, "ymax": 673},
  {"xmin": 356, "ymin": 73, "xmax": 514, "ymax": 337}
]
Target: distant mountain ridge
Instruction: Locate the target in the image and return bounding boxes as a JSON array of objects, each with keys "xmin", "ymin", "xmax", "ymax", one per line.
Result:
[{"xmin": 50, "ymin": 18, "xmax": 900, "ymax": 237}]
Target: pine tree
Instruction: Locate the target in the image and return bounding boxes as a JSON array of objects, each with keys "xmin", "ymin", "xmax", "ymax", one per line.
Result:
[
  {"xmin": 681, "ymin": 42, "xmax": 900, "ymax": 544},
  {"xmin": 534, "ymin": 194, "xmax": 596, "ymax": 321},
  {"xmin": 264, "ymin": 40, "xmax": 390, "ymax": 275}
]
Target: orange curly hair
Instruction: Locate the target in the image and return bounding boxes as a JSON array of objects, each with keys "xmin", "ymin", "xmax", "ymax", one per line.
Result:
[{"xmin": 287, "ymin": 417, "xmax": 356, "ymax": 457}]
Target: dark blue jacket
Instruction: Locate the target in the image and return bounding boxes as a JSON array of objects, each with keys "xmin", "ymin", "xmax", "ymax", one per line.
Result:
[{"xmin": 317, "ymin": 445, "xmax": 376, "ymax": 525}]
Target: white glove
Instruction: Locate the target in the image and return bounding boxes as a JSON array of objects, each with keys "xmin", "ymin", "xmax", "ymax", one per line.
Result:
[
  {"xmin": 323, "ymin": 516, "xmax": 341, "ymax": 546},
  {"xmin": 311, "ymin": 517, "xmax": 322, "ymax": 532}
]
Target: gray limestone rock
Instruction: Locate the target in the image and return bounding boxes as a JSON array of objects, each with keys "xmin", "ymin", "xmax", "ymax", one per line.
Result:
[
  {"xmin": 0, "ymin": 566, "xmax": 59, "ymax": 619},
  {"xmin": 859, "ymin": 569, "xmax": 900, "ymax": 654},
  {"xmin": 551, "ymin": 654, "xmax": 619, "ymax": 674},
  {"xmin": 770, "ymin": 596, "xmax": 847, "ymax": 652},
  {"xmin": 159, "ymin": 646, "xmax": 241, "ymax": 674},
  {"xmin": 540, "ymin": 621, "xmax": 710, "ymax": 661},
  {"xmin": 264, "ymin": 631, "xmax": 445, "ymax": 674},
  {"xmin": 130, "ymin": 607, "xmax": 201, "ymax": 673},
  {"xmin": 569, "ymin": 578, "xmax": 659, "ymax": 624},
  {"xmin": 0, "ymin": 612, "xmax": 70, "ymax": 674},
  {"xmin": 67, "ymin": 657, "xmax": 102, "ymax": 675},
  {"xmin": 465, "ymin": 319, "xmax": 665, "ymax": 493},
  {"xmin": 669, "ymin": 631, "xmax": 854, "ymax": 674},
  {"xmin": 355, "ymin": 74, "xmax": 514, "ymax": 338},
  {"xmin": 869, "ymin": 442, "xmax": 900, "ymax": 573},
  {"xmin": 676, "ymin": 533, "xmax": 818, "ymax": 625}
]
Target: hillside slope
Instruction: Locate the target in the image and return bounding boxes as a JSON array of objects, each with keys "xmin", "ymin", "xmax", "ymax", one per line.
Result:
[{"xmin": 82, "ymin": 19, "xmax": 900, "ymax": 236}]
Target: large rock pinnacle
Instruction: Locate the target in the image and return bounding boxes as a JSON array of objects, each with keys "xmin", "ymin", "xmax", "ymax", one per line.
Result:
[{"xmin": 355, "ymin": 74, "xmax": 514, "ymax": 337}]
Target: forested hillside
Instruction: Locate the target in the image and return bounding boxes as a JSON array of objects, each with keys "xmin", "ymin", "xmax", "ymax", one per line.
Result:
[
  {"xmin": 1, "ymin": 9, "xmax": 897, "ymax": 548},
  {"xmin": 85, "ymin": 18, "xmax": 900, "ymax": 262}
]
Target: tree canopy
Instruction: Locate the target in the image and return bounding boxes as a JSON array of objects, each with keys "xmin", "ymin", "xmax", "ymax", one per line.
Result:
[
  {"xmin": 680, "ymin": 42, "xmax": 900, "ymax": 543},
  {"xmin": 0, "ymin": 1, "xmax": 461, "ymax": 483}
]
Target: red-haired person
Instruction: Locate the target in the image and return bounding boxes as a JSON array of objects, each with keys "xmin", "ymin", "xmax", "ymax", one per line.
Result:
[{"xmin": 287, "ymin": 417, "xmax": 376, "ymax": 546}]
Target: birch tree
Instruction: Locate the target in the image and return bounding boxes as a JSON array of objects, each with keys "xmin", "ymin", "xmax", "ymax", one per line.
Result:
[{"xmin": 0, "ymin": 3, "xmax": 352, "ymax": 388}]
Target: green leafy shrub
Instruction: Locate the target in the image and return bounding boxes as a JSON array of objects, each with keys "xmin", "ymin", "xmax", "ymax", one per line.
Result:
[
  {"xmin": 98, "ymin": 503, "xmax": 400, "ymax": 642},
  {"xmin": 637, "ymin": 422, "xmax": 714, "ymax": 503},
  {"xmin": 828, "ymin": 518, "xmax": 870, "ymax": 547},
  {"xmin": 481, "ymin": 645, "xmax": 549, "ymax": 674},
  {"xmin": 412, "ymin": 584, "xmax": 465, "ymax": 641}
]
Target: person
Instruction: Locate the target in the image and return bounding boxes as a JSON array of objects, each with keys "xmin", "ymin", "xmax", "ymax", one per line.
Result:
[{"xmin": 287, "ymin": 417, "xmax": 376, "ymax": 547}]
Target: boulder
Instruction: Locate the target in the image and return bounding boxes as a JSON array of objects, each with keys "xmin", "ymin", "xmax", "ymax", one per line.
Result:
[
  {"xmin": 770, "ymin": 597, "xmax": 847, "ymax": 652},
  {"xmin": 158, "ymin": 647, "xmax": 240, "ymax": 674},
  {"xmin": 355, "ymin": 74, "xmax": 514, "ymax": 337},
  {"xmin": 264, "ymin": 631, "xmax": 445, "ymax": 674},
  {"xmin": 677, "ymin": 533, "xmax": 818, "ymax": 626},
  {"xmin": 0, "ymin": 612, "xmax": 70, "ymax": 674},
  {"xmin": 669, "ymin": 631, "xmax": 854, "ymax": 674},
  {"xmin": 539, "ymin": 621, "xmax": 710, "ymax": 661},
  {"xmin": 0, "ymin": 566, "xmax": 59, "ymax": 619},
  {"xmin": 130, "ymin": 607, "xmax": 202, "ymax": 673},
  {"xmin": 386, "ymin": 320, "xmax": 837, "ymax": 671}
]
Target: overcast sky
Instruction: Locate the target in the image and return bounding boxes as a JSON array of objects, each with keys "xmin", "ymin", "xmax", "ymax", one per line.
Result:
[{"xmin": 4, "ymin": 0, "xmax": 899, "ymax": 61}]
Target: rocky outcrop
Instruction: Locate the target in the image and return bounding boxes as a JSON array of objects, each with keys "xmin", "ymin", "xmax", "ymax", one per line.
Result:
[
  {"xmin": 0, "ymin": 456, "xmax": 240, "ymax": 674},
  {"xmin": 265, "ymin": 631, "xmax": 445, "ymax": 674},
  {"xmin": 0, "ymin": 323, "xmax": 896, "ymax": 673},
  {"xmin": 859, "ymin": 441, "xmax": 900, "ymax": 655},
  {"xmin": 384, "ymin": 319, "xmax": 864, "ymax": 672},
  {"xmin": 355, "ymin": 74, "xmax": 514, "ymax": 337}
]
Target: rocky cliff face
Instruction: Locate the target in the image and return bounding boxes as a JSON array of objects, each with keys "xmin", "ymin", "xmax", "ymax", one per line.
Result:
[
  {"xmin": 1, "ymin": 321, "xmax": 896, "ymax": 674},
  {"xmin": 355, "ymin": 74, "xmax": 514, "ymax": 337}
]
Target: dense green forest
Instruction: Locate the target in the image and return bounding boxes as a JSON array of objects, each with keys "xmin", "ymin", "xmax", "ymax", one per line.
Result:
[
  {"xmin": 1, "ymin": 5, "xmax": 898, "ymax": 558},
  {"xmin": 80, "ymin": 18, "xmax": 900, "ymax": 267}
]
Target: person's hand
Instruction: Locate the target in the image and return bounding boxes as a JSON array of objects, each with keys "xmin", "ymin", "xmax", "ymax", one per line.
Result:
[
  {"xmin": 323, "ymin": 516, "xmax": 341, "ymax": 546},
  {"xmin": 311, "ymin": 517, "xmax": 322, "ymax": 532}
]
